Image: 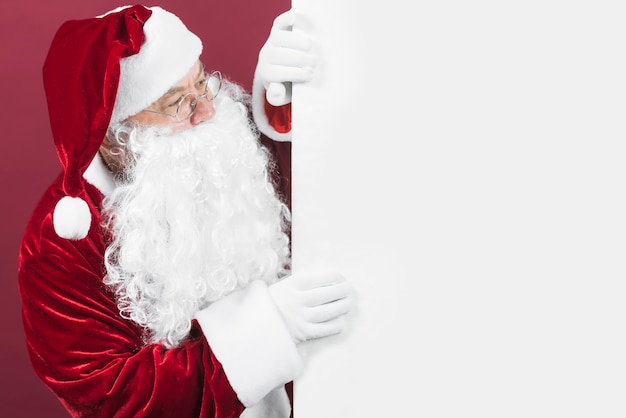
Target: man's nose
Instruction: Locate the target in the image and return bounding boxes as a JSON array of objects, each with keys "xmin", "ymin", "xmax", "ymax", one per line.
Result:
[{"xmin": 190, "ymin": 97, "xmax": 216, "ymax": 125}]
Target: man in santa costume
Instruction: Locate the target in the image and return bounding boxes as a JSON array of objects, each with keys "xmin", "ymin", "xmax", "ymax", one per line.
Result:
[{"xmin": 18, "ymin": 5, "xmax": 351, "ymax": 417}]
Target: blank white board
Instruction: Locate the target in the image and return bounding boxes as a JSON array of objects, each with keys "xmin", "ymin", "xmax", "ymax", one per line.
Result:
[{"xmin": 291, "ymin": 2, "xmax": 626, "ymax": 417}]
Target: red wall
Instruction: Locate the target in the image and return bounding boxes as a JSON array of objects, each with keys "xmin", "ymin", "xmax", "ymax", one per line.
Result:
[{"xmin": 0, "ymin": 1, "xmax": 289, "ymax": 416}]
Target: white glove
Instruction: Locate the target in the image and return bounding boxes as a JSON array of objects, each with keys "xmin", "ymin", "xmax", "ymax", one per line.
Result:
[
  {"xmin": 268, "ymin": 271, "xmax": 352, "ymax": 344},
  {"xmin": 255, "ymin": 9, "xmax": 316, "ymax": 106}
]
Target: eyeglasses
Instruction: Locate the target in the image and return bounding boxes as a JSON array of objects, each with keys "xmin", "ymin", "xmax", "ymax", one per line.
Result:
[{"xmin": 143, "ymin": 70, "xmax": 222, "ymax": 122}]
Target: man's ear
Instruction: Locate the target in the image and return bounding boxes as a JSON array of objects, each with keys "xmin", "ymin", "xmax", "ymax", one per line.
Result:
[{"xmin": 98, "ymin": 134, "xmax": 125, "ymax": 174}]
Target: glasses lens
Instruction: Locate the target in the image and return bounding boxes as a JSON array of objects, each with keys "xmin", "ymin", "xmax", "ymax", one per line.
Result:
[
  {"xmin": 176, "ymin": 71, "xmax": 222, "ymax": 121},
  {"xmin": 177, "ymin": 93, "xmax": 198, "ymax": 121},
  {"xmin": 207, "ymin": 71, "xmax": 222, "ymax": 99}
]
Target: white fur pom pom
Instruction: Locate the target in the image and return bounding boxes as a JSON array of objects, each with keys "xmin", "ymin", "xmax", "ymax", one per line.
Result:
[{"xmin": 53, "ymin": 196, "xmax": 91, "ymax": 240}]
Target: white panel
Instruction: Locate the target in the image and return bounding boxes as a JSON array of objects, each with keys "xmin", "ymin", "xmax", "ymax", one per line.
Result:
[{"xmin": 291, "ymin": 2, "xmax": 626, "ymax": 417}]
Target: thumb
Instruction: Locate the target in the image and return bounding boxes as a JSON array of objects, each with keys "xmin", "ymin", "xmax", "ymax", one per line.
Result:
[{"xmin": 266, "ymin": 82, "xmax": 291, "ymax": 106}]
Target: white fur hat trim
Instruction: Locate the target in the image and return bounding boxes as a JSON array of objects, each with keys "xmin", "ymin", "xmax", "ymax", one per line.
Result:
[{"xmin": 109, "ymin": 6, "xmax": 203, "ymax": 125}]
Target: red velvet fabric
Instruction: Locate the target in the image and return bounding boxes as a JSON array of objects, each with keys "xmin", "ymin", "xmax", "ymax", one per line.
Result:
[
  {"xmin": 264, "ymin": 100, "xmax": 292, "ymax": 134},
  {"xmin": 261, "ymin": 101, "xmax": 292, "ymax": 209},
  {"xmin": 22, "ymin": 13, "xmax": 293, "ymax": 408},
  {"xmin": 43, "ymin": 5, "xmax": 150, "ymax": 198},
  {"xmin": 18, "ymin": 178, "xmax": 246, "ymax": 417},
  {"xmin": 261, "ymin": 135, "xmax": 291, "ymax": 210},
  {"xmin": 18, "ymin": 136, "xmax": 291, "ymax": 417}
]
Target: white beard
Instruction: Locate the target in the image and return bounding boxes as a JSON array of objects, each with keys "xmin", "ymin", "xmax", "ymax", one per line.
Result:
[{"xmin": 102, "ymin": 89, "xmax": 291, "ymax": 348}]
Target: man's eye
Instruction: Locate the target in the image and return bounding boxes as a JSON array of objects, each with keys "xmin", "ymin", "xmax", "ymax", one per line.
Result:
[{"xmin": 168, "ymin": 97, "xmax": 184, "ymax": 108}]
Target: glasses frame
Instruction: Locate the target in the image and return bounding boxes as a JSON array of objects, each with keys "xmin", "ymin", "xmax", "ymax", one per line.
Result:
[{"xmin": 142, "ymin": 70, "xmax": 222, "ymax": 122}]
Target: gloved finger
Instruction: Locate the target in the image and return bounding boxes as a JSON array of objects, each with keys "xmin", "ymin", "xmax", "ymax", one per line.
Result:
[
  {"xmin": 266, "ymin": 48, "xmax": 316, "ymax": 68},
  {"xmin": 272, "ymin": 9, "xmax": 296, "ymax": 31},
  {"xmin": 303, "ymin": 281, "xmax": 351, "ymax": 306},
  {"xmin": 266, "ymin": 82, "xmax": 291, "ymax": 106},
  {"xmin": 268, "ymin": 30, "xmax": 313, "ymax": 52},
  {"xmin": 261, "ymin": 66, "xmax": 313, "ymax": 84},
  {"xmin": 308, "ymin": 317, "xmax": 347, "ymax": 340},
  {"xmin": 306, "ymin": 297, "xmax": 352, "ymax": 323}
]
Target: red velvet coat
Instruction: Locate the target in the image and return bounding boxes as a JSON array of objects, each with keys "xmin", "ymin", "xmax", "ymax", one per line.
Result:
[{"xmin": 18, "ymin": 105, "xmax": 293, "ymax": 417}]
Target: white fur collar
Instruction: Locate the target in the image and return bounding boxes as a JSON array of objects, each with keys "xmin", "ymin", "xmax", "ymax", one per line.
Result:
[{"xmin": 83, "ymin": 153, "xmax": 115, "ymax": 197}]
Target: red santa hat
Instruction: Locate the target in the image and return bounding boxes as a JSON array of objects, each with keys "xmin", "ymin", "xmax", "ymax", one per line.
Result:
[{"xmin": 44, "ymin": 5, "xmax": 202, "ymax": 240}]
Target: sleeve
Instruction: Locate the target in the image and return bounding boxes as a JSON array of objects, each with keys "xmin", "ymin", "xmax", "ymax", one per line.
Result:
[
  {"xmin": 249, "ymin": 81, "xmax": 292, "ymax": 206},
  {"xmin": 252, "ymin": 83, "xmax": 293, "ymax": 143},
  {"xmin": 19, "ymin": 243, "xmax": 243, "ymax": 418},
  {"xmin": 194, "ymin": 281, "xmax": 302, "ymax": 407},
  {"xmin": 260, "ymin": 134, "xmax": 291, "ymax": 210}
]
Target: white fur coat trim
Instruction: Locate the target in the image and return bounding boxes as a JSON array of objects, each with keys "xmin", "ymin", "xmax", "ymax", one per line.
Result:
[{"xmin": 194, "ymin": 280, "xmax": 302, "ymax": 407}]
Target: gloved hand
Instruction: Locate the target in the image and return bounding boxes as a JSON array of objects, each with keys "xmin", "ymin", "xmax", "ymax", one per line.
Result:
[
  {"xmin": 268, "ymin": 271, "xmax": 352, "ymax": 344},
  {"xmin": 255, "ymin": 9, "xmax": 316, "ymax": 106}
]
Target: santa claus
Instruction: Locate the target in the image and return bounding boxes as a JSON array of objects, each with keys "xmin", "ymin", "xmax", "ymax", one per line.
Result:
[{"xmin": 18, "ymin": 5, "xmax": 351, "ymax": 418}]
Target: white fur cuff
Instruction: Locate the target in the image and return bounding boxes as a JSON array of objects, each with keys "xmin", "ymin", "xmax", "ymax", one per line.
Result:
[{"xmin": 195, "ymin": 280, "xmax": 303, "ymax": 406}]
